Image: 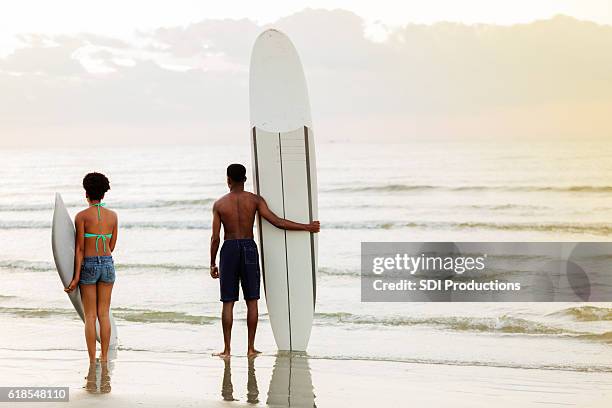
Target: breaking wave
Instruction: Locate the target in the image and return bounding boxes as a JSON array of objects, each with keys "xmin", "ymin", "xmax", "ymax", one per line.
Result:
[
  {"xmin": 325, "ymin": 184, "xmax": 612, "ymax": 194},
  {"xmin": 552, "ymin": 306, "xmax": 612, "ymax": 322}
]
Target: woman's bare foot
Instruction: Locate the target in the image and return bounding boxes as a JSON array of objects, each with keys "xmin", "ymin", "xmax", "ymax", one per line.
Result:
[
  {"xmin": 247, "ymin": 348, "xmax": 261, "ymax": 358},
  {"xmin": 214, "ymin": 350, "xmax": 231, "ymax": 359}
]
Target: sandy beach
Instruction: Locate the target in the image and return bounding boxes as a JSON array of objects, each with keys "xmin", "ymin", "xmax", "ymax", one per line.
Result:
[
  {"xmin": 3, "ymin": 347, "xmax": 612, "ymax": 407},
  {"xmin": 1, "ymin": 314, "xmax": 611, "ymax": 407}
]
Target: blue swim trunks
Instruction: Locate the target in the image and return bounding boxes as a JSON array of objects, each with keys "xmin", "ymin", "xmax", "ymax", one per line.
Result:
[
  {"xmin": 79, "ymin": 256, "xmax": 116, "ymax": 285},
  {"xmin": 219, "ymin": 239, "xmax": 260, "ymax": 302}
]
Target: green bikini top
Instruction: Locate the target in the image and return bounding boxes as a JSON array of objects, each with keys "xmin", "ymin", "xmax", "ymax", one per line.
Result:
[{"xmin": 84, "ymin": 202, "xmax": 113, "ymax": 253}]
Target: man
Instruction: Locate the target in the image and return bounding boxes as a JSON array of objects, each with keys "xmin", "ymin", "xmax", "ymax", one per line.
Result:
[{"xmin": 210, "ymin": 163, "xmax": 320, "ymax": 358}]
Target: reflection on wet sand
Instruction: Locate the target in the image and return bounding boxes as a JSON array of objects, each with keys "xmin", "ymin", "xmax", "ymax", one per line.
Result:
[
  {"xmin": 219, "ymin": 354, "xmax": 315, "ymax": 406},
  {"xmin": 222, "ymin": 358, "xmax": 237, "ymax": 401},
  {"xmin": 267, "ymin": 353, "xmax": 316, "ymax": 407},
  {"xmin": 84, "ymin": 360, "xmax": 112, "ymax": 394},
  {"xmin": 247, "ymin": 358, "xmax": 260, "ymax": 404},
  {"xmin": 222, "ymin": 357, "xmax": 260, "ymax": 403}
]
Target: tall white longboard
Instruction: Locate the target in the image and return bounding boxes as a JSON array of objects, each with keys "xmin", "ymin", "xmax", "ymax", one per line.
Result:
[
  {"xmin": 249, "ymin": 29, "xmax": 318, "ymax": 351},
  {"xmin": 267, "ymin": 354, "xmax": 315, "ymax": 405},
  {"xmin": 51, "ymin": 193, "xmax": 118, "ymax": 346}
]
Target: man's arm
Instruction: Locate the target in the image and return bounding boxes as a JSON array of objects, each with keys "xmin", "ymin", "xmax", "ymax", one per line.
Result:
[
  {"xmin": 209, "ymin": 202, "xmax": 221, "ymax": 279},
  {"xmin": 257, "ymin": 196, "xmax": 320, "ymax": 232}
]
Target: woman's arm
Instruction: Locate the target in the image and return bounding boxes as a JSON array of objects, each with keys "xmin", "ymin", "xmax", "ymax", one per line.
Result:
[
  {"xmin": 109, "ymin": 212, "xmax": 118, "ymax": 252},
  {"xmin": 65, "ymin": 213, "xmax": 85, "ymax": 292}
]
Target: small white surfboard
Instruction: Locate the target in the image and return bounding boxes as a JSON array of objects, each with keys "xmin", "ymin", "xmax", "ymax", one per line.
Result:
[
  {"xmin": 249, "ymin": 29, "xmax": 318, "ymax": 351},
  {"xmin": 51, "ymin": 193, "xmax": 118, "ymax": 346}
]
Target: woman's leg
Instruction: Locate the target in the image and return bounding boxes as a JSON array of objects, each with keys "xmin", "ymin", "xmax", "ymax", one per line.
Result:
[
  {"xmin": 96, "ymin": 282, "xmax": 113, "ymax": 361},
  {"xmin": 80, "ymin": 284, "xmax": 98, "ymax": 362}
]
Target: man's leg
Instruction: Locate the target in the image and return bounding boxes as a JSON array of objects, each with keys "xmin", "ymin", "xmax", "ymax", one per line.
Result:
[
  {"xmin": 246, "ymin": 299, "xmax": 261, "ymax": 357},
  {"xmin": 217, "ymin": 240, "xmax": 239, "ymax": 358},
  {"xmin": 215, "ymin": 301, "xmax": 234, "ymax": 358},
  {"xmin": 241, "ymin": 242, "xmax": 261, "ymax": 358}
]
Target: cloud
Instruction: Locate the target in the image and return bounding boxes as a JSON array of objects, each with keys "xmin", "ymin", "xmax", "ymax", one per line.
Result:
[
  {"xmin": 149, "ymin": 18, "xmax": 259, "ymax": 63},
  {"xmin": 0, "ymin": 34, "xmax": 85, "ymax": 76},
  {"xmin": 0, "ymin": 10, "xmax": 611, "ymax": 146}
]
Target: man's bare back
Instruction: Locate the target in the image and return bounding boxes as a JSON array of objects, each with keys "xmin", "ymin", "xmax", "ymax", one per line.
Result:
[{"xmin": 213, "ymin": 191, "xmax": 259, "ymax": 240}]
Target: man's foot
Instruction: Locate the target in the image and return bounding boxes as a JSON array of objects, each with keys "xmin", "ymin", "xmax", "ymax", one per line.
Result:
[
  {"xmin": 247, "ymin": 348, "xmax": 261, "ymax": 358},
  {"xmin": 214, "ymin": 350, "xmax": 231, "ymax": 359}
]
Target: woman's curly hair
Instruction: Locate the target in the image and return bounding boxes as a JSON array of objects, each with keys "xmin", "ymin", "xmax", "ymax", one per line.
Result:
[{"xmin": 83, "ymin": 172, "xmax": 110, "ymax": 201}]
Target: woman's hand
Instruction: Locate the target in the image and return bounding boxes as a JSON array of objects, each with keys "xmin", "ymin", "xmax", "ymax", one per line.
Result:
[{"xmin": 64, "ymin": 279, "xmax": 78, "ymax": 293}]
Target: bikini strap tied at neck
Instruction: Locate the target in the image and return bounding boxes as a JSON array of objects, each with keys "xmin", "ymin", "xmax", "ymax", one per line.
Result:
[{"xmin": 91, "ymin": 202, "xmax": 106, "ymax": 221}]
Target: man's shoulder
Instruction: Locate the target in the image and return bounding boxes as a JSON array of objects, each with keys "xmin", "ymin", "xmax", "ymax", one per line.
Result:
[
  {"xmin": 213, "ymin": 195, "xmax": 226, "ymax": 207},
  {"xmin": 213, "ymin": 193, "xmax": 234, "ymax": 208},
  {"xmin": 243, "ymin": 191, "xmax": 261, "ymax": 204}
]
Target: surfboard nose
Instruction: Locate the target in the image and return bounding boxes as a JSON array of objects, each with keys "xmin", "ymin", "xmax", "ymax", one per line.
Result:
[
  {"xmin": 54, "ymin": 193, "xmax": 64, "ymax": 215},
  {"xmin": 249, "ymin": 29, "xmax": 311, "ymax": 133},
  {"xmin": 258, "ymin": 28, "xmax": 285, "ymax": 37}
]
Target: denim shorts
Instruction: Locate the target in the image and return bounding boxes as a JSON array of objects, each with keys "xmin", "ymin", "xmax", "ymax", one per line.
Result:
[
  {"xmin": 219, "ymin": 239, "xmax": 260, "ymax": 302},
  {"xmin": 79, "ymin": 256, "xmax": 116, "ymax": 285}
]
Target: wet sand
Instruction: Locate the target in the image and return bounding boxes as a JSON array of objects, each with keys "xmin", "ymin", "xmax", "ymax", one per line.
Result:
[{"xmin": 1, "ymin": 347, "xmax": 611, "ymax": 407}]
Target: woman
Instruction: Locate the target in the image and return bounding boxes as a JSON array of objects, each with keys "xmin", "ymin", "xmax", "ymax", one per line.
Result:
[{"xmin": 65, "ymin": 172, "xmax": 118, "ymax": 362}]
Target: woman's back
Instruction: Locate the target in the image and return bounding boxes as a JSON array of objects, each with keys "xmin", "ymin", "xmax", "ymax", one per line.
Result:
[{"xmin": 80, "ymin": 205, "xmax": 117, "ymax": 257}]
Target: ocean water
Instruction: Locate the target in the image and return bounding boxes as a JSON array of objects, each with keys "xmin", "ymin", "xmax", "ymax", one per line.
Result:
[{"xmin": 0, "ymin": 138, "xmax": 611, "ymax": 374}]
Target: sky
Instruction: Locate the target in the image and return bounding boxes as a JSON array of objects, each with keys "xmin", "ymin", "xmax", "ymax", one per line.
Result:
[
  {"xmin": 1, "ymin": 2, "xmax": 611, "ymax": 145},
  {"xmin": 1, "ymin": 1, "xmax": 611, "ymax": 40}
]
